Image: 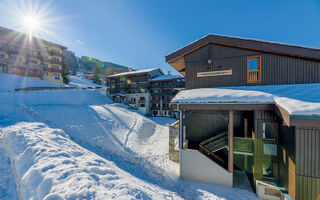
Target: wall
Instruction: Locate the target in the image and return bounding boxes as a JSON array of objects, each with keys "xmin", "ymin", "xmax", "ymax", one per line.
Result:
[
  {"xmin": 180, "ymin": 149, "xmax": 233, "ymax": 187},
  {"xmin": 185, "ymin": 111, "xmax": 243, "ymax": 149},
  {"xmin": 125, "ymin": 93, "xmax": 151, "ymax": 114},
  {"xmin": 295, "ymin": 127, "xmax": 320, "ymax": 200},
  {"xmin": 184, "ymin": 44, "xmax": 320, "ymax": 89}
]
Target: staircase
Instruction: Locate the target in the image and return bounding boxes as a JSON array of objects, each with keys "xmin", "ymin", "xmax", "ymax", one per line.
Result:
[{"xmin": 199, "ymin": 132, "xmax": 229, "ymax": 170}]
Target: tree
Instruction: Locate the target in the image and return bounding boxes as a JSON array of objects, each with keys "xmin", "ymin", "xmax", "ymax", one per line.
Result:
[
  {"xmin": 92, "ymin": 65, "xmax": 101, "ymax": 85},
  {"xmin": 62, "ymin": 62, "xmax": 70, "ymax": 84}
]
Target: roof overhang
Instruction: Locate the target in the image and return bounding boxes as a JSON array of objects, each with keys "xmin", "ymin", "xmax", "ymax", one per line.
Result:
[
  {"xmin": 165, "ymin": 34, "xmax": 320, "ymax": 76},
  {"xmin": 171, "ymin": 102, "xmax": 320, "ymax": 128}
]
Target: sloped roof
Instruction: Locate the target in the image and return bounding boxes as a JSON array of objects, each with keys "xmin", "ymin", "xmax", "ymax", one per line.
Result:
[
  {"xmin": 107, "ymin": 68, "xmax": 163, "ymax": 78},
  {"xmin": 166, "ymin": 34, "xmax": 320, "ymax": 62}
]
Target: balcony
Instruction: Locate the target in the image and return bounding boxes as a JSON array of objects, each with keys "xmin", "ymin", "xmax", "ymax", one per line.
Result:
[
  {"xmin": 43, "ymin": 66, "xmax": 62, "ymax": 73},
  {"xmin": 51, "ymin": 59, "xmax": 62, "ymax": 65},
  {"xmin": 150, "ymin": 82, "xmax": 185, "ymax": 89},
  {"xmin": 48, "ymin": 50, "xmax": 62, "ymax": 57},
  {"xmin": 138, "ymin": 99, "xmax": 146, "ymax": 104},
  {"xmin": 0, "ymin": 57, "xmax": 8, "ymax": 65}
]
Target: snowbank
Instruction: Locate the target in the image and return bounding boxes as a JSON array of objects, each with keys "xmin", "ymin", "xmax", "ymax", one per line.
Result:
[
  {"xmin": 1, "ymin": 122, "xmax": 182, "ymax": 200},
  {"xmin": 172, "ymin": 83, "xmax": 320, "ymax": 116},
  {"xmin": 68, "ymin": 76, "xmax": 105, "ymax": 89},
  {"xmin": 0, "ymin": 73, "xmax": 61, "ymax": 91},
  {"xmin": 0, "ymin": 89, "xmax": 112, "ymax": 105}
]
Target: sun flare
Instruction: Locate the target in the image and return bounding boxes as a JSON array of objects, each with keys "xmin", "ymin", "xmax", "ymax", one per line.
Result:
[{"xmin": 23, "ymin": 15, "xmax": 40, "ymax": 30}]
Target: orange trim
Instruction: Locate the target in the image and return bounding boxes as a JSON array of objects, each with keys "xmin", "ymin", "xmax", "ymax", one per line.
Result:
[{"xmin": 247, "ymin": 56, "xmax": 261, "ymax": 83}]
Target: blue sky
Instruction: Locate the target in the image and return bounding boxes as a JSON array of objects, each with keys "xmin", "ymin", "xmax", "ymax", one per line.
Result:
[{"xmin": 0, "ymin": 0, "xmax": 320, "ymax": 74}]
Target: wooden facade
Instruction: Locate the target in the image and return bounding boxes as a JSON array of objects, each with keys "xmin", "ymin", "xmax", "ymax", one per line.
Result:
[
  {"xmin": 166, "ymin": 34, "xmax": 320, "ymax": 199},
  {"xmin": 184, "ymin": 43, "xmax": 320, "ymax": 89}
]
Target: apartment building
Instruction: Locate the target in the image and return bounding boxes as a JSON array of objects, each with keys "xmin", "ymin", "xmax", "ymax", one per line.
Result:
[
  {"xmin": 150, "ymin": 73, "xmax": 184, "ymax": 118},
  {"xmin": 0, "ymin": 26, "xmax": 66, "ymax": 85},
  {"xmin": 106, "ymin": 68, "xmax": 184, "ymax": 117}
]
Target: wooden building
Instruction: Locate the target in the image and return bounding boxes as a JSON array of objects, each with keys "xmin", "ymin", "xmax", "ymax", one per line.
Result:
[
  {"xmin": 106, "ymin": 68, "xmax": 184, "ymax": 117},
  {"xmin": 166, "ymin": 34, "xmax": 320, "ymax": 200}
]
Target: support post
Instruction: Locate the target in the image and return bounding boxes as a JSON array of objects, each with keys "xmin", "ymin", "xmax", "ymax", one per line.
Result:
[
  {"xmin": 228, "ymin": 110, "xmax": 233, "ymax": 173},
  {"xmin": 179, "ymin": 108, "xmax": 183, "ymax": 149}
]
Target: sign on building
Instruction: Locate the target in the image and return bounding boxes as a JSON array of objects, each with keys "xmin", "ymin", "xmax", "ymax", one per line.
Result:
[{"xmin": 197, "ymin": 70, "xmax": 232, "ymax": 77}]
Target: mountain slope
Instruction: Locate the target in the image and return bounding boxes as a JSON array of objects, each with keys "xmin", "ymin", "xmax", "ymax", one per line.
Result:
[{"xmin": 79, "ymin": 56, "xmax": 130, "ymax": 76}]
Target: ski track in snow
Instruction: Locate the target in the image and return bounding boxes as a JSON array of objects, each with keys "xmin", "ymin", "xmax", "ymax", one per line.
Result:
[{"xmin": 0, "ymin": 89, "xmax": 259, "ymax": 199}]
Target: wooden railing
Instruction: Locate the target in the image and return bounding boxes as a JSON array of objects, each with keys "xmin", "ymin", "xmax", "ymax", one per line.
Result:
[
  {"xmin": 248, "ymin": 70, "xmax": 260, "ymax": 82},
  {"xmin": 199, "ymin": 132, "xmax": 229, "ymax": 170}
]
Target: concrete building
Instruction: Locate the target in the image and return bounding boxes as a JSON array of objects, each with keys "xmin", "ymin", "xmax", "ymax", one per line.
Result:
[
  {"xmin": 0, "ymin": 26, "xmax": 66, "ymax": 85},
  {"xmin": 150, "ymin": 73, "xmax": 184, "ymax": 118},
  {"xmin": 106, "ymin": 68, "xmax": 184, "ymax": 116},
  {"xmin": 166, "ymin": 34, "xmax": 320, "ymax": 200}
]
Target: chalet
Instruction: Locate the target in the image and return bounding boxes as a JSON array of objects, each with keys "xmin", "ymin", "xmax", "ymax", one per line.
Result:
[
  {"xmin": 106, "ymin": 68, "xmax": 184, "ymax": 116},
  {"xmin": 166, "ymin": 34, "xmax": 320, "ymax": 200}
]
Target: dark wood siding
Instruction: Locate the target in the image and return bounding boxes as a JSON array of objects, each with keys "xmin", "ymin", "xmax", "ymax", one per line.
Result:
[
  {"xmin": 295, "ymin": 127, "xmax": 320, "ymax": 200},
  {"xmin": 278, "ymin": 125, "xmax": 296, "ymax": 199},
  {"xmin": 296, "ymin": 127, "xmax": 320, "ymax": 178},
  {"xmin": 185, "ymin": 111, "xmax": 243, "ymax": 149},
  {"xmin": 185, "ymin": 44, "xmax": 320, "ymax": 89}
]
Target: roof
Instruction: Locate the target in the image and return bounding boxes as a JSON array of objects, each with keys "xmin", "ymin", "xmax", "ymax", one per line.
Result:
[
  {"xmin": 0, "ymin": 26, "xmax": 67, "ymax": 50},
  {"xmin": 171, "ymin": 83, "xmax": 320, "ymax": 117},
  {"xmin": 165, "ymin": 34, "xmax": 320, "ymax": 75},
  {"xmin": 107, "ymin": 68, "xmax": 163, "ymax": 78},
  {"xmin": 150, "ymin": 74, "xmax": 183, "ymax": 82}
]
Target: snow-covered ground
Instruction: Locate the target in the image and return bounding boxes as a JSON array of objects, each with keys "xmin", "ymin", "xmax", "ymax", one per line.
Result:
[
  {"xmin": 0, "ymin": 73, "xmax": 61, "ymax": 91},
  {"xmin": 0, "ymin": 73, "xmax": 258, "ymax": 199},
  {"xmin": 68, "ymin": 76, "xmax": 106, "ymax": 89}
]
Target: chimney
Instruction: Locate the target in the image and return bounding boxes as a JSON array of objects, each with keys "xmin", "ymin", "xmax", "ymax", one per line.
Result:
[
  {"xmin": 128, "ymin": 68, "xmax": 133, "ymax": 72},
  {"xmin": 168, "ymin": 71, "xmax": 171, "ymax": 75}
]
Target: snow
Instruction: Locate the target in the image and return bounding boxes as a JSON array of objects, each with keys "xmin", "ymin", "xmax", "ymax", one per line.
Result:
[
  {"xmin": 1, "ymin": 122, "xmax": 181, "ymax": 200},
  {"xmin": 107, "ymin": 68, "xmax": 161, "ymax": 77},
  {"xmin": 0, "ymin": 73, "xmax": 259, "ymax": 199},
  {"xmin": 0, "ymin": 73, "xmax": 61, "ymax": 91},
  {"xmin": 68, "ymin": 76, "xmax": 106, "ymax": 89},
  {"xmin": 150, "ymin": 75, "xmax": 182, "ymax": 81},
  {"xmin": 172, "ymin": 83, "xmax": 320, "ymax": 116},
  {"xmin": 0, "ymin": 89, "xmax": 111, "ymax": 106}
]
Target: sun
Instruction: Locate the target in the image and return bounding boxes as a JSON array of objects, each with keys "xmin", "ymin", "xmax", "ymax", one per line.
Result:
[{"xmin": 23, "ymin": 15, "xmax": 41, "ymax": 33}]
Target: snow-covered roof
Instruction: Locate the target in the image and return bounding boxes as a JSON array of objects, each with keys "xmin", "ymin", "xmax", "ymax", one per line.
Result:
[
  {"xmin": 150, "ymin": 75, "xmax": 183, "ymax": 82},
  {"xmin": 107, "ymin": 68, "xmax": 162, "ymax": 78},
  {"xmin": 172, "ymin": 84, "xmax": 320, "ymax": 116}
]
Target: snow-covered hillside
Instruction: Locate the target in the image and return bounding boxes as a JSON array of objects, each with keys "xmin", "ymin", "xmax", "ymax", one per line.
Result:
[
  {"xmin": 68, "ymin": 76, "xmax": 105, "ymax": 89},
  {"xmin": 0, "ymin": 73, "xmax": 62, "ymax": 91},
  {"xmin": 0, "ymin": 73, "xmax": 258, "ymax": 199}
]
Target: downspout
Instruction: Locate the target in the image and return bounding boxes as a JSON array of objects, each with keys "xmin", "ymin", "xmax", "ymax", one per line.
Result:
[{"xmin": 178, "ymin": 103, "xmax": 183, "ymax": 150}]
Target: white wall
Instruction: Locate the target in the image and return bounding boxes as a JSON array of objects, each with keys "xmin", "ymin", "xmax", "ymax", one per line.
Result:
[{"xmin": 180, "ymin": 149, "xmax": 233, "ymax": 187}]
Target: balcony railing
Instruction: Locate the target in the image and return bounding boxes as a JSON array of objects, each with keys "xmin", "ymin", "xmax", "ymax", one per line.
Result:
[
  {"xmin": 48, "ymin": 50, "xmax": 62, "ymax": 57},
  {"xmin": 43, "ymin": 66, "xmax": 62, "ymax": 73},
  {"xmin": 51, "ymin": 59, "xmax": 62, "ymax": 65},
  {"xmin": 150, "ymin": 82, "xmax": 185, "ymax": 89}
]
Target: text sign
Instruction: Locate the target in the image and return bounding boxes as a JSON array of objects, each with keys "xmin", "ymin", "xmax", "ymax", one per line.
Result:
[{"xmin": 197, "ymin": 70, "xmax": 232, "ymax": 77}]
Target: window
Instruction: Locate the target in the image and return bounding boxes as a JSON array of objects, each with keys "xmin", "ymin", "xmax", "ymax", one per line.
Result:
[
  {"xmin": 263, "ymin": 123, "xmax": 277, "ymax": 140},
  {"xmin": 247, "ymin": 56, "xmax": 261, "ymax": 83}
]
